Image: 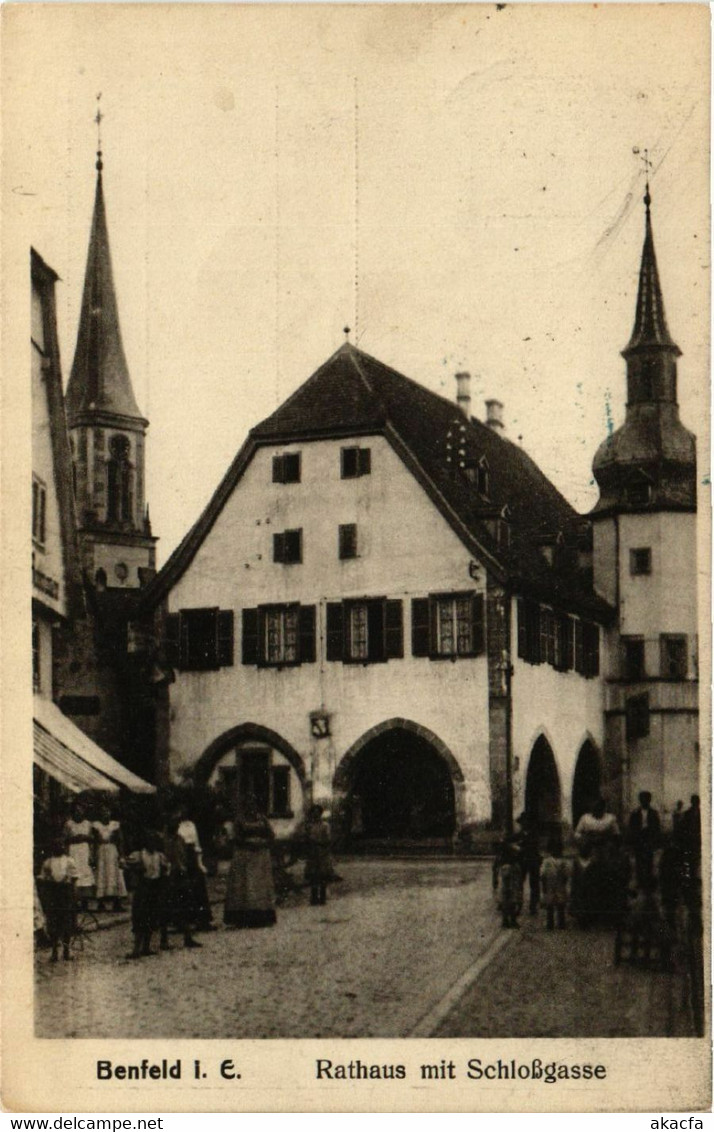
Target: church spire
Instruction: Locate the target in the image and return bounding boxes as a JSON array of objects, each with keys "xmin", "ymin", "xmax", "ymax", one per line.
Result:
[
  {"xmin": 65, "ymin": 140, "xmax": 145, "ymax": 426},
  {"xmin": 622, "ymin": 181, "xmax": 681, "ymax": 358}
]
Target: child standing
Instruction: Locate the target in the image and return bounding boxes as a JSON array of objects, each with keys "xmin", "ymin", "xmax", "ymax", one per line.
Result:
[
  {"xmin": 304, "ymin": 804, "xmax": 333, "ymax": 906},
  {"xmin": 38, "ymin": 837, "xmax": 79, "ymax": 962},
  {"xmin": 124, "ymin": 831, "xmax": 170, "ymax": 959},
  {"xmin": 540, "ymin": 838, "xmax": 570, "ymax": 930},
  {"xmin": 496, "ymin": 842, "xmax": 523, "ymax": 928}
]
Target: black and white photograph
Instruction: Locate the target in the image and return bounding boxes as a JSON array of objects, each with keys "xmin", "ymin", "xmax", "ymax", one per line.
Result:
[{"xmin": 3, "ymin": 0, "xmax": 710, "ymax": 1113}]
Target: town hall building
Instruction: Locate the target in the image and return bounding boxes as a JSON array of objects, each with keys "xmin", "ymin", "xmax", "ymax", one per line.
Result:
[{"xmin": 137, "ymin": 182, "xmax": 699, "ymax": 845}]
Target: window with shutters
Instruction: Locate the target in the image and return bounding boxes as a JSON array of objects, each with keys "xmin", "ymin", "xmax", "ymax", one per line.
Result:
[
  {"xmin": 660, "ymin": 634, "xmax": 687, "ymax": 680},
  {"xmin": 341, "ymin": 446, "xmax": 371, "ymax": 479},
  {"xmin": 272, "ymin": 453, "xmax": 301, "ymax": 483},
  {"xmin": 164, "ymin": 607, "xmax": 234, "ymax": 672},
  {"xmin": 32, "ymin": 476, "xmax": 47, "ymax": 547},
  {"xmin": 338, "ymin": 523, "xmax": 358, "ymax": 559},
  {"xmin": 411, "ymin": 593, "xmax": 484, "ymax": 660},
  {"xmin": 273, "ymin": 528, "xmax": 302, "ymax": 564},
  {"xmin": 326, "ymin": 598, "xmax": 403, "ymax": 664},
  {"xmin": 241, "ymin": 604, "xmax": 316, "ymax": 667}
]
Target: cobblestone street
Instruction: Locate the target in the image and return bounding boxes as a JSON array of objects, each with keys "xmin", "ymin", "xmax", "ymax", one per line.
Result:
[
  {"xmin": 35, "ymin": 859, "xmax": 694, "ymax": 1040},
  {"xmin": 35, "ymin": 859, "xmax": 499, "ymax": 1039}
]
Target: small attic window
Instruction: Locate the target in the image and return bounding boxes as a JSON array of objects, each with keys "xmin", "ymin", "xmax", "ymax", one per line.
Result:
[{"xmin": 627, "ymin": 482, "xmax": 651, "ymax": 507}]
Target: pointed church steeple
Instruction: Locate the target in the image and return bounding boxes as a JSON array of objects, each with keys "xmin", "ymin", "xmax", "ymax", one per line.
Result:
[
  {"xmin": 592, "ymin": 181, "xmax": 696, "ymax": 516},
  {"xmin": 66, "ymin": 150, "xmax": 146, "ymax": 426},
  {"xmin": 66, "ymin": 133, "xmax": 156, "ymax": 590},
  {"xmin": 622, "ymin": 183, "xmax": 681, "ymax": 359}
]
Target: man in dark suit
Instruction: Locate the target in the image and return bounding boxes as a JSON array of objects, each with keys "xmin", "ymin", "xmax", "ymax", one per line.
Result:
[{"xmin": 628, "ymin": 790, "xmax": 661, "ymax": 889}]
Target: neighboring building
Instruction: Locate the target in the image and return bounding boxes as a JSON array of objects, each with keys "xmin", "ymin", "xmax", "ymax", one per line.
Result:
[
  {"xmin": 31, "ymin": 248, "xmax": 154, "ymax": 837},
  {"xmin": 53, "ymin": 148, "xmax": 159, "ymax": 775},
  {"xmin": 591, "ymin": 184, "xmax": 699, "ymax": 815}
]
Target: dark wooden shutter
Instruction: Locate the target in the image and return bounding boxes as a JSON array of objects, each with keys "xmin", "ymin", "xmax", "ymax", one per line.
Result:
[
  {"xmin": 584, "ymin": 622, "xmax": 600, "ymax": 677},
  {"xmin": 367, "ymin": 599, "xmax": 386, "ymax": 662},
  {"xmin": 574, "ymin": 620, "xmax": 584, "ymax": 674},
  {"xmin": 217, "ymin": 610, "xmax": 234, "ymax": 666},
  {"xmin": 285, "ymin": 529, "xmax": 302, "ymax": 563},
  {"xmin": 165, "ymin": 613, "xmax": 180, "ymax": 667},
  {"xmin": 339, "ymin": 523, "xmax": 357, "ymax": 559},
  {"xmin": 385, "ymin": 599, "xmax": 404, "ymax": 659},
  {"xmin": 285, "ymin": 453, "xmax": 301, "ymax": 482},
  {"xmin": 242, "ymin": 608, "xmax": 259, "ymax": 664},
  {"xmin": 271, "ymin": 766, "xmax": 291, "ymax": 817},
  {"xmin": 359, "ymin": 447, "xmax": 371, "ymax": 476},
  {"xmin": 272, "ymin": 455, "xmax": 285, "ymax": 483},
  {"xmin": 626, "ymin": 693, "xmax": 650, "ymax": 740},
  {"xmin": 341, "ymin": 448, "xmax": 358, "ymax": 478},
  {"xmin": 517, "ymin": 599, "xmax": 527, "ymax": 660},
  {"xmin": 411, "ymin": 598, "xmax": 430, "ymax": 657},
  {"xmin": 179, "ymin": 613, "xmax": 190, "ymax": 669},
  {"xmin": 299, "ymin": 604, "xmax": 316, "ymax": 663},
  {"xmin": 326, "ymin": 602, "xmax": 344, "ymax": 661},
  {"xmin": 564, "ymin": 616, "xmax": 575, "ymax": 671},
  {"xmin": 527, "ymin": 601, "xmax": 542, "ymax": 664},
  {"xmin": 273, "ymin": 532, "xmax": 285, "ymax": 563},
  {"xmin": 471, "ymin": 593, "xmax": 485, "ymax": 655}
]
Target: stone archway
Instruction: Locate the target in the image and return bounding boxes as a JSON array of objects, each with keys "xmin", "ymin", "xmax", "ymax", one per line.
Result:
[
  {"xmin": 194, "ymin": 723, "xmax": 307, "ymax": 825},
  {"xmin": 571, "ymin": 739, "xmax": 602, "ymax": 827},
  {"xmin": 524, "ymin": 735, "xmax": 562, "ymax": 833},
  {"xmin": 333, "ymin": 719, "xmax": 464, "ymax": 844}
]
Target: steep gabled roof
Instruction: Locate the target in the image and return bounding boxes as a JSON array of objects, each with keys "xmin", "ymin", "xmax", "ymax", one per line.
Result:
[
  {"xmin": 65, "ymin": 160, "xmax": 146, "ymax": 426},
  {"xmin": 144, "ymin": 343, "xmax": 612, "ymax": 620}
]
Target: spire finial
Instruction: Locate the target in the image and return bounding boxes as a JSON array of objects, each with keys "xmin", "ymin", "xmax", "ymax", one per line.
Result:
[
  {"xmin": 634, "ymin": 145, "xmax": 653, "ymax": 212},
  {"xmin": 343, "ymin": 325, "xmax": 351, "ymax": 341},
  {"xmin": 95, "ymin": 93, "xmax": 104, "ymax": 173}
]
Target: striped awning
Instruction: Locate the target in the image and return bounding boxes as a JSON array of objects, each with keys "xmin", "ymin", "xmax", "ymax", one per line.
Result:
[{"xmin": 33, "ymin": 696, "xmax": 156, "ymax": 795}]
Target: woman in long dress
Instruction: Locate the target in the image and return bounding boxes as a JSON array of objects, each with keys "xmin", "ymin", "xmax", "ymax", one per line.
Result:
[
  {"xmin": 64, "ymin": 799, "xmax": 95, "ymax": 910},
  {"xmin": 93, "ymin": 803, "xmax": 127, "ymax": 911},
  {"xmin": 224, "ymin": 802, "xmax": 276, "ymax": 928}
]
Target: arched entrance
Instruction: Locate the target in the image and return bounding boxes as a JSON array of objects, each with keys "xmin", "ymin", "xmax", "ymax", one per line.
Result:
[
  {"xmin": 571, "ymin": 739, "xmax": 602, "ymax": 827},
  {"xmin": 194, "ymin": 724, "xmax": 307, "ymax": 830},
  {"xmin": 525, "ymin": 736, "xmax": 562, "ymax": 833},
  {"xmin": 335, "ymin": 721, "xmax": 461, "ymax": 845}
]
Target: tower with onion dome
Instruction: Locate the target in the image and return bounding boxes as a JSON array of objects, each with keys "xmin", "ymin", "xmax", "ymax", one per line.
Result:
[{"xmin": 591, "ymin": 180, "xmax": 699, "ymax": 816}]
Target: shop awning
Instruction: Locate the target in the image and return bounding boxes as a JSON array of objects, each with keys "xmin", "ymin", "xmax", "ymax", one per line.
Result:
[{"xmin": 33, "ymin": 696, "xmax": 156, "ymax": 795}]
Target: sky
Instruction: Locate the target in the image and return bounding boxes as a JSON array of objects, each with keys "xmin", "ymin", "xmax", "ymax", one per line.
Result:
[{"xmin": 6, "ymin": 3, "xmax": 710, "ymax": 564}]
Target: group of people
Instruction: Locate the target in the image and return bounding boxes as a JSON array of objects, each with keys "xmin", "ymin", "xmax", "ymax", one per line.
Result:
[
  {"xmin": 62, "ymin": 799, "xmax": 127, "ymax": 912},
  {"xmin": 495, "ymin": 792, "xmax": 702, "ymax": 937},
  {"xmin": 36, "ymin": 797, "xmax": 335, "ymax": 964}
]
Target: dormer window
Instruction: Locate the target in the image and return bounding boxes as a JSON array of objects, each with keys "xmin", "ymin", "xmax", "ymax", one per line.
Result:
[{"xmin": 627, "ymin": 482, "xmax": 651, "ymax": 507}]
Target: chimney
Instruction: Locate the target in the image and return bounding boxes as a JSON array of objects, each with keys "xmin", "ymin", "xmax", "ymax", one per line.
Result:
[
  {"xmin": 455, "ymin": 371, "xmax": 471, "ymax": 419},
  {"xmin": 485, "ymin": 399, "xmax": 504, "ymax": 432}
]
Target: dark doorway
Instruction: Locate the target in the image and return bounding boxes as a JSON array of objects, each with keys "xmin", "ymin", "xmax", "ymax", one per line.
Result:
[
  {"xmin": 571, "ymin": 740, "xmax": 601, "ymax": 827},
  {"xmin": 525, "ymin": 736, "xmax": 562, "ymax": 834},
  {"xmin": 344, "ymin": 728, "xmax": 456, "ymax": 843}
]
